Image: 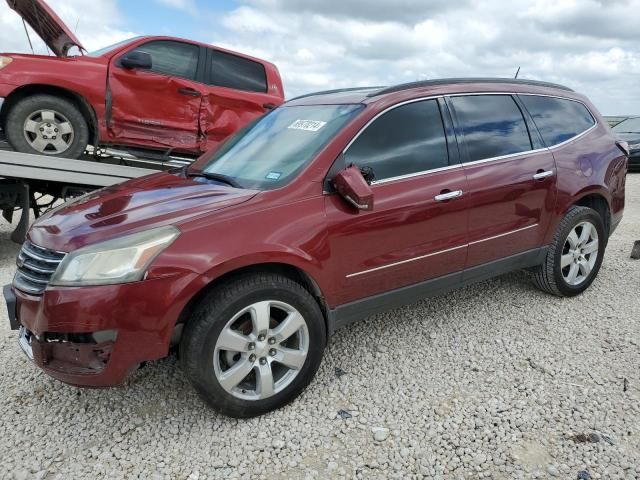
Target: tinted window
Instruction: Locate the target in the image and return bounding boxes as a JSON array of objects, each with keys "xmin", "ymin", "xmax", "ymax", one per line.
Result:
[
  {"xmin": 345, "ymin": 100, "xmax": 448, "ymax": 181},
  {"xmin": 520, "ymin": 95, "xmax": 595, "ymax": 146},
  {"xmin": 208, "ymin": 50, "xmax": 267, "ymax": 93},
  {"xmin": 450, "ymin": 95, "xmax": 532, "ymax": 162},
  {"xmin": 130, "ymin": 41, "xmax": 199, "ymax": 80}
]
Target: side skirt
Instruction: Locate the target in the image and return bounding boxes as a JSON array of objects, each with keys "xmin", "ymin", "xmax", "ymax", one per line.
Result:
[{"xmin": 327, "ymin": 246, "xmax": 548, "ymax": 335}]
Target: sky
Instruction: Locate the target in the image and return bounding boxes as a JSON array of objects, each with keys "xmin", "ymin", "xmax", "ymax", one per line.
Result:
[{"xmin": 1, "ymin": 0, "xmax": 639, "ymax": 115}]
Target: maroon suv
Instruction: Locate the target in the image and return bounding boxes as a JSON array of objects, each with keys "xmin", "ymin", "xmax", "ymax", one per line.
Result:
[{"xmin": 4, "ymin": 78, "xmax": 628, "ymax": 417}]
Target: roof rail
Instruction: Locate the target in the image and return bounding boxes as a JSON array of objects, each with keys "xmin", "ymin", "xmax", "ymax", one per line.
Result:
[
  {"xmin": 288, "ymin": 86, "xmax": 385, "ymax": 102},
  {"xmin": 368, "ymin": 78, "xmax": 573, "ymax": 97}
]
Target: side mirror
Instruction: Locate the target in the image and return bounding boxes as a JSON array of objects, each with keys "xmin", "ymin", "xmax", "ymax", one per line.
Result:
[
  {"xmin": 332, "ymin": 165, "xmax": 374, "ymax": 211},
  {"xmin": 121, "ymin": 51, "xmax": 152, "ymax": 70}
]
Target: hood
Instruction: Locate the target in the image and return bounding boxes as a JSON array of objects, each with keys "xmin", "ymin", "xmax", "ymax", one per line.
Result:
[
  {"xmin": 28, "ymin": 172, "xmax": 259, "ymax": 251},
  {"xmin": 7, "ymin": 0, "xmax": 85, "ymax": 57}
]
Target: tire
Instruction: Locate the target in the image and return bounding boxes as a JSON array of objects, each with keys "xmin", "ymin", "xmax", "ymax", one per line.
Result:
[
  {"xmin": 180, "ymin": 273, "xmax": 326, "ymax": 418},
  {"xmin": 532, "ymin": 205, "xmax": 606, "ymax": 297},
  {"xmin": 5, "ymin": 94, "xmax": 89, "ymax": 159}
]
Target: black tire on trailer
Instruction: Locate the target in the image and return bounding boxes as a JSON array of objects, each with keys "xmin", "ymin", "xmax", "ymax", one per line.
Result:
[{"xmin": 5, "ymin": 94, "xmax": 89, "ymax": 159}]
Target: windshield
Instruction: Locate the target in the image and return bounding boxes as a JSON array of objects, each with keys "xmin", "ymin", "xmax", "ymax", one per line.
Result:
[
  {"xmin": 87, "ymin": 37, "xmax": 142, "ymax": 57},
  {"xmin": 613, "ymin": 117, "xmax": 640, "ymax": 133},
  {"xmin": 193, "ymin": 104, "xmax": 363, "ymax": 190}
]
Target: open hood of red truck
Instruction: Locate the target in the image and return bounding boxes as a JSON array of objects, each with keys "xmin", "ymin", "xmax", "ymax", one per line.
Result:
[{"xmin": 6, "ymin": 0, "xmax": 85, "ymax": 57}]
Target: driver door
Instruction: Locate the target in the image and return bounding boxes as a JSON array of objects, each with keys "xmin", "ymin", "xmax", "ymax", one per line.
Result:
[{"xmin": 107, "ymin": 40, "xmax": 205, "ymax": 154}]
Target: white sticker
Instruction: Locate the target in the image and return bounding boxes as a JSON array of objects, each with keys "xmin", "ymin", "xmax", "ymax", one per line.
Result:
[
  {"xmin": 265, "ymin": 171, "xmax": 282, "ymax": 180},
  {"xmin": 288, "ymin": 119, "xmax": 327, "ymax": 132}
]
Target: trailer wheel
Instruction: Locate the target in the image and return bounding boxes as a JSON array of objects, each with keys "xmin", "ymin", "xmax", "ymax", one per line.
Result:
[{"xmin": 5, "ymin": 94, "xmax": 89, "ymax": 159}]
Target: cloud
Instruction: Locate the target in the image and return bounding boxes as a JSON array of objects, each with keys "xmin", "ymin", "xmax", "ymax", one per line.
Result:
[
  {"xmin": 217, "ymin": 0, "xmax": 640, "ymax": 114},
  {"xmin": 153, "ymin": 0, "xmax": 198, "ymax": 15}
]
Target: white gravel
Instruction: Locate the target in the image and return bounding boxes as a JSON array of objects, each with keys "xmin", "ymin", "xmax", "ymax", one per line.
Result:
[{"xmin": 0, "ymin": 176, "xmax": 639, "ymax": 480}]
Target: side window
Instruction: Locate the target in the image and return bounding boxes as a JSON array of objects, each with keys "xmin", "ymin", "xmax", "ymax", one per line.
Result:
[
  {"xmin": 345, "ymin": 100, "xmax": 449, "ymax": 181},
  {"xmin": 520, "ymin": 95, "xmax": 595, "ymax": 146},
  {"xmin": 129, "ymin": 41, "xmax": 199, "ymax": 80},
  {"xmin": 450, "ymin": 95, "xmax": 532, "ymax": 162},
  {"xmin": 208, "ymin": 49, "xmax": 268, "ymax": 93}
]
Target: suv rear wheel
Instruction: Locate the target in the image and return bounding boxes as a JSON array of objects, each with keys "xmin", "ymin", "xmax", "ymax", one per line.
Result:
[
  {"xmin": 5, "ymin": 94, "xmax": 89, "ymax": 158},
  {"xmin": 180, "ymin": 273, "xmax": 326, "ymax": 417},
  {"xmin": 532, "ymin": 205, "xmax": 605, "ymax": 297}
]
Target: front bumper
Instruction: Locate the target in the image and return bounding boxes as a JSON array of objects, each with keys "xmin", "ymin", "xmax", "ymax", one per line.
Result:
[{"xmin": 4, "ymin": 272, "xmax": 197, "ymax": 387}]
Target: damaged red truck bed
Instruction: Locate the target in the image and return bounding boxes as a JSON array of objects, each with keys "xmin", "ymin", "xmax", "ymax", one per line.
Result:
[{"xmin": 0, "ymin": 0, "xmax": 285, "ymax": 160}]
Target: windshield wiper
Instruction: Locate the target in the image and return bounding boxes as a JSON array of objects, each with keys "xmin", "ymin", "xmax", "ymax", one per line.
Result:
[{"xmin": 186, "ymin": 170, "xmax": 241, "ymax": 188}]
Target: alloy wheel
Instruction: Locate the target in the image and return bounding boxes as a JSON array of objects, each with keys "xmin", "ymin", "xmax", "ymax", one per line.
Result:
[
  {"xmin": 23, "ymin": 109, "xmax": 75, "ymax": 154},
  {"xmin": 213, "ymin": 300, "xmax": 309, "ymax": 401},
  {"xmin": 561, "ymin": 221, "xmax": 599, "ymax": 286}
]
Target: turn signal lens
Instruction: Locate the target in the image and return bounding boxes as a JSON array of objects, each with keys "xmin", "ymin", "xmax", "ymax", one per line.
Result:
[{"xmin": 0, "ymin": 56, "xmax": 13, "ymax": 69}]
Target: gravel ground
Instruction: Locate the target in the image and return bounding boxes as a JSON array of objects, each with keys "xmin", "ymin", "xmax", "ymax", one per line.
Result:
[{"xmin": 0, "ymin": 177, "xmax": 638, "ymax": 480}]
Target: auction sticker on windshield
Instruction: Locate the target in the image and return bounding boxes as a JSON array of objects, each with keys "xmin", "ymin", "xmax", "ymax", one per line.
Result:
[{"xmin": 288, "ymin": 120, "xmax": 327, "ymax": 132}]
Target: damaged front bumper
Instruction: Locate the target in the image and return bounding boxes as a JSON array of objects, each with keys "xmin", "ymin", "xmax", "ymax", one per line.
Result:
[{"xmin": 4, "ymin": 273, "xmax": 195, "ymax": 387}]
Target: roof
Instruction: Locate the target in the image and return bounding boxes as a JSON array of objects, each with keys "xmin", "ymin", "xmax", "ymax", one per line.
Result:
[{"xmin": 286, "ymin": 77, "xmax": 575, "ymax": 106}]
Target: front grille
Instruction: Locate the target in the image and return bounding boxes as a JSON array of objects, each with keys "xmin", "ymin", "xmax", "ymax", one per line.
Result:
[{"xmin": 14, "ymin": 241, "xmax": 66, "ymax": 294}]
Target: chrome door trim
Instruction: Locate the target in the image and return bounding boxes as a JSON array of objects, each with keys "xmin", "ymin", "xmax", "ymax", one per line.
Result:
[
  {"xmin": 468, "ymin": 223, "xmax": 539, "ymax": 246},
  {"xmin": 345, "ymin": 223, "xmax": 540, "ymax": 278},
  {"xmin": 345, "ymin": 244, "xmax": 467, "ymax": 278},
  {"xmin": 533, "ymin": 170, "xmax": 555, "ymax": 180},
  {"xmin": 434, "ymin": 190, "xmax": 463, "ymax": 202}
]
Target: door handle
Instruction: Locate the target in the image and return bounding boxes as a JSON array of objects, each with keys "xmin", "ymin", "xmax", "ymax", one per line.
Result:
[
  {"xmin": 178, "ymin": 87, "xmax": 201, "ymax": 97},
  {"xmin": 263, "ymin": 103, "xmax": 277, "ymax": 110},
  {"xmin": 434, "ymin": 190, "xmax": 463, "ymax": 202},
  {"xmin": 533, "ymin": 170, "xmax": 554, "ymax": 180}
]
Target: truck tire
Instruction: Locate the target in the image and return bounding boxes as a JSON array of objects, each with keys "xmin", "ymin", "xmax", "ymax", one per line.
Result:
[
  {"xmin": 532, "ymin": 205, "xmax": 605, "ymax": 297},
  {"xmin": 5, "ymin": 94, "xmax": 89, "ymax": 159},
  {"xmin": 180, "ymin": 273, "xmax": 326, "ymax": 417}
]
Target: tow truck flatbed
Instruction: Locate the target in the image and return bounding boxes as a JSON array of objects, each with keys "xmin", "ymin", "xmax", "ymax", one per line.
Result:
[{"xmin": 0, "ymin": 150, "xmax": 155, "ymax": 243}]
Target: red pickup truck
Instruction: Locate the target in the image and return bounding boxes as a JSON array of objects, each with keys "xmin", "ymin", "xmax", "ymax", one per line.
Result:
[{"xmin": 0, "ymin": 0, "xmax": 285, "ymax": 160}]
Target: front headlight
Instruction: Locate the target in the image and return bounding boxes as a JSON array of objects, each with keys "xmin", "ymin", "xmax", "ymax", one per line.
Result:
[
  {"xmin": 50, "ymin": 226, "xmax": 180, "ymax": 287},
  {"xmin": 0, "ymin": 56, "xmax": 13, "ymax": 69}
]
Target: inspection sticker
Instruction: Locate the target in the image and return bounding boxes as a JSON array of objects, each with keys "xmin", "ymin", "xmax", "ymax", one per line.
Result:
[
  {"xmin": 265, "ymin": 171, "xmax": 282, "ymax": 180},
  {"xmin": 288, "ymin": 119, "xmax": 327, "ymax": 132}
]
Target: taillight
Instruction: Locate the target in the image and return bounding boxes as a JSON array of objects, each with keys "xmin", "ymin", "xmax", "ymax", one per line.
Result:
[
  {"xmin": 615, "ymin": 140, "xmax": 629, "ymax": 156},
  {"xmin": 0, "ymin": 56, "xmax": 13, "ymax": 70}
]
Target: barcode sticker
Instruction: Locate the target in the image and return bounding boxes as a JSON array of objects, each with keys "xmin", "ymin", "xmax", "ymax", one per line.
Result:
[{"xmin": 288, "ymin": 119, "xmax": 327, "ymax": 132}]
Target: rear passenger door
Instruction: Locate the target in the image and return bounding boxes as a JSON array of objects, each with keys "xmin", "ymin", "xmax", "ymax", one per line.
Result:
[
  {"xmin": 447, "ymin": 94, "xmax": 557, "ymax": 269},
  {"xmin": 200, "ymin": 49, "xmax": 281, "ymax": 153},
  {"xmin": 325, "ymin": 98, "xmax": 469, "ymax": 305}
]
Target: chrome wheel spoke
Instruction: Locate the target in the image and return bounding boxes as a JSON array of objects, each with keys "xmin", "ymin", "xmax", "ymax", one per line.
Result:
[
  {"xmin": 217, "ymin": 328, "xmax": 250, "ymax": 352},
  {"xmin": 40, "ymin": 110, "xmax": 56, "ymax": 122},
  {"xmin": 275, "ymin": 346, "xmax": 306, "ymax": 370},
  {"xmin": 566, "ymin": 263, "xmax": 580, "ymax": 284},
  {"xmin": 30, "ymin": 137, "xmax": 49, "ymax": 152},
  {"xmin": 50, "ymin": 137, "xmax": 68, "ymax": 153},
  {"xmin": 578, "ymin": 259, "xmax": 592, "ymax": 277},
  {"xmin": 271, "ymin": 311, "xmax": 304, "ymax": 343},
  {"xmin": 250, "ymin": 301, "xmax": 271, "ymax": 335},
  {"xmin": 583, "ymin": 240, "xmax": 598, "ymax": 255},
  {"xmin": 218, "ymin": 357, "xmax": 253, "ymax": 391},
  {"xmin": 578, "ymin": 223, "xmax": 592, "ymax": 246},
  {"xmin": 255, "ymin": 362, "xmax": 275, "ymax": 397},
  {"xmin": 566, "ymin": 229, "xmax": 580, "ymax": 249},
  {"xmin": 58, "ymin": 122, "xmax": 73, "ymax": 135},
  {"xmin": 24, "ymin": 120, "xmax": 39, "ymax": 133},
  {"xmin": 561, "ymin": 253, "xmax": 573, "ymax": 269}
]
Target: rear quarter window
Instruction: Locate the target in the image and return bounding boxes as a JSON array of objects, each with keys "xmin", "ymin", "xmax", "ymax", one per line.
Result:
[
  {"xmin": 519, "ymin": 95, "xmax": 595, "ymax": 146},
  {"xmin": 208, "ymin": 50, "xmax": 268, "ymax": 93}
]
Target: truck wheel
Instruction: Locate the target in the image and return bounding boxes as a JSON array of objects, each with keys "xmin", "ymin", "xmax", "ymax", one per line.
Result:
[
  {"xmin": 532, "ymin": 205, "xmax": 605, "ymax": 297},
  {"xmin": 180, "ymin": 273, "xmax": 326, "ymax": 418},
  {"xmin": 5, "ymin": 94, "xmax": 89, "ymax": 159}
]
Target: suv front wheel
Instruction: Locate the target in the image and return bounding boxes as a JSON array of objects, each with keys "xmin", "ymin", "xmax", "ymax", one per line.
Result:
[
  {"xmin": 532, "ymin": 205, "xmax": 606, "ymax": 297},
  {"xmin": 180, "ymin": 273, "xmax": 326, "ymax": 417}
]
